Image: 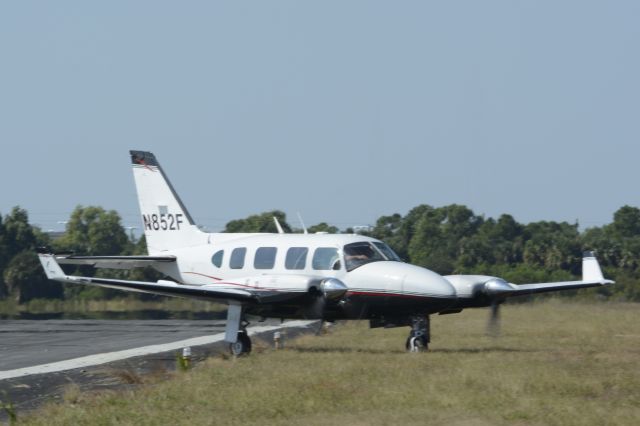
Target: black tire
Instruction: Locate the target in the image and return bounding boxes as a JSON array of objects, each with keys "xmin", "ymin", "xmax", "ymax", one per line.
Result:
[
  {"xmin": 405, "ymin": 335, "xmax": 428, "ymax": 352},
  {"xmin": 229, "ymin": 332, "xmax": 252, "ymax": 356}
]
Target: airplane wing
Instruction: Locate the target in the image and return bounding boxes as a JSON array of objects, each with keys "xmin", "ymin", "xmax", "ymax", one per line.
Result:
[
  {"xmin": 483, "ymin": 251, "xmax": 613, "ymax": 298},
  {"xmin": 56, "ymin": 255, "xmax": 176, "ymax": 269},
  {"xmin": 39, "ymin": 253, "xmax": 255, "ymax": 303},
  {"xmin": 511, "ymin": 280, "xmax": 610, "ymax": 295},
  {"xmin": 512, "ymin": 251, "xmax": 613, "ymax": 295}
]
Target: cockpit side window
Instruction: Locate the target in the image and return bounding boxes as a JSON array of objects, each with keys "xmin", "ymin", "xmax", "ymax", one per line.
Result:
[
  {"xmin": 344, "ymin": 242, "xmax": 386, "ymax": 271},
  {"xmin": 312, "ymin": 247, "xmax": 341, "ymax": 270}
]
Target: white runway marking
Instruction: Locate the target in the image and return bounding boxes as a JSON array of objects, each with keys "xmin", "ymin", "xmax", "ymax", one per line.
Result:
[{"xmin": 0, "ymin": 320, "xmax": 313, "ymax": 381}]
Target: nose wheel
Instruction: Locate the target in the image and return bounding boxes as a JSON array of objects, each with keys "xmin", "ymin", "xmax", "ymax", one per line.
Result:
[{"xmin": 406, "ymin": 315, "xmax": 430, "ymax": 352}]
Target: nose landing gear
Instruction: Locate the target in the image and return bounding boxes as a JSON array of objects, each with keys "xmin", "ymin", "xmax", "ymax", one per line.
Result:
[{"xmin": 406, "ymin": 315, "xmax": 430, "ymax": 352}]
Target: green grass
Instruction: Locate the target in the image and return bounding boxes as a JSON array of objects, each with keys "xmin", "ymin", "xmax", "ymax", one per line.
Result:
[{"xmin": 20, "ymin": 301, "xmax": 640, "ymax": 425}]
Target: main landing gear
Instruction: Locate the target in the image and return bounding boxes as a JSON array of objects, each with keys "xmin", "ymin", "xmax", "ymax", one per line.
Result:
[
  {"xmin": 230, "ymin": 328, "xmax": 252, "ymax": 356},
  {"xmin": 406, "ymin": 315, "xmax": 430, "ymax": 352},
  {"xmin": 226, "ymin": 303, "xmax": 252, "ymax": 356}
]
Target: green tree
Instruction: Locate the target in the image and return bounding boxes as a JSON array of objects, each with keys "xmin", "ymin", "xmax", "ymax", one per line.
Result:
[
  {"xmin": 307, "ymin": 222, "xmax": 339, "ymax": 234},
  {"xmin": 583, "ymin": 206, "xmax": 640, "ymax": 272},
  {"xmin": 582, "ymin": 226, "xmax": 619, "ymax": 267},
  {"xmin": 3, "ymin": 207, "xmax": 37, "ymax": 258},
  {"xmin": 408, "ymin": 204, "xmax": 483, "ymax": 274},
  {"xmin": 4, "ymin": 251, "xmax": 63, "ymax": 303},
  {"xmin": 368, "ymin": 213, "xmax": 404, "ymax": 254},
  {"xmin": 224, "ymin": 210, "xmax": 292, "ymax": 233},
  {"xmin": 611, "ymin": 205, "xmax": 640, "ymax": 237},
  {"xmin": 0, "ymin": 208, "xmax": 51, "ymax": 299},
  {"xmin": 522, "ymin": 221, "xmax": 581, "ymax": 273},
  {"xmin": 54, "ymin": 206, "xmax": 132, "ymax": 299},
  {"xmin": 55, "ymin": 206, "xmax": 131, "ymax": 255},
  {"xmin": 369, "ymin": 205, "xmax": 434, "ymax": 261}
]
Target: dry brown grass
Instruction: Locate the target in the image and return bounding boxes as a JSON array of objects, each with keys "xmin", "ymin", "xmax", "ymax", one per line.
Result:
[
  {"xmin": 20, "ymin": 301, "xmax": 640, "ymax": 425},
  {"xmin": 61, "ymin": 383, "xmax": 82, "ymax": 406}
]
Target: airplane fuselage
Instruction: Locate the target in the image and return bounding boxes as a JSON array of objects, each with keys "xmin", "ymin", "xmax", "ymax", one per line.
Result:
[{"xmin": 153, "ymin": 233, "xmax": 460, "ymax": 320}]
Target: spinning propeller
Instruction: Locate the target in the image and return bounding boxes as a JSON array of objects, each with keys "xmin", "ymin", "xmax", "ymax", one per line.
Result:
[
  {"xmin": 305, "ymin": 278, "xmax": 348, "ymax": 319},
  {"xmin": 482, "ymin": 278, "xmax": 514, "ymax": 337},
  {"xmin": 487, "ymin": 300, "xmax": 501, "ymax": 337}
]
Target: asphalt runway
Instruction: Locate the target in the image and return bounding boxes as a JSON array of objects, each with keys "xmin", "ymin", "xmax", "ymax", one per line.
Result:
[
  {"xmin": 0, "ymin": 319, "xmax": 231, "ymax": 371},
  {"xmin": 0, "ymin": 319, "xmax": 315, "ymax": 417}
]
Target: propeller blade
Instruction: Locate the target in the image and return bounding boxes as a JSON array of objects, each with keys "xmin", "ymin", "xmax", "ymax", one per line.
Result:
[
  {"xmin": 305, "ymin": 295, "xmax": 326, "ymax": 320},
  {"xmin": 316, "ymin": 320, "xmax": 326, "ymax": 335},
  {"xmin": 487, "ymin": 301, "xmax": 501, "ymax": 337},
  {"xmin": 304, "ymin": 279, "xmax": 347, "ymax": 319}
]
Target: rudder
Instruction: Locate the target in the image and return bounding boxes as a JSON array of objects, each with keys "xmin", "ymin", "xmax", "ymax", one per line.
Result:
[{"xmin": 130, "ymin": 150, "xmax": 206, "ymax": 254}]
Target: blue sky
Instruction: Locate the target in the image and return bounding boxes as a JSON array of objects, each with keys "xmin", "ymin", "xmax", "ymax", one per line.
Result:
[{"xmin": 1, "ymin": 1, "xmax": 638, "ymax": 233}]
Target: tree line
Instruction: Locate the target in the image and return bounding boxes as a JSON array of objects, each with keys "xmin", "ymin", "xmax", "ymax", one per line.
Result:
[{"xmin": 1, "ymin": 204, "xmax": 639, "ymax": 304}]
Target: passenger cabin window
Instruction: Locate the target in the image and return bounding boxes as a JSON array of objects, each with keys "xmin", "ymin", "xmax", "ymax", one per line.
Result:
[
  {"xmin": 254, "ymin": 247, "xmax": 277, "ymax": 269},
  {"xmin": 313, "ymin": 247, "xmax": 341, "ymax": 270},
  {"xmin": 285, "ymin": 247, "xmax": 308, "ymax": 270},
  {"xmin": 344, "ymin": 242, "xmax": 386, "ymax": 272},
  {"xmin": 230, "ymin": 247, "xmax": 246, "ymax": 269},
  {"xmin": 211, "ymin": 250, "xmax": 224, "ymax": 268}
]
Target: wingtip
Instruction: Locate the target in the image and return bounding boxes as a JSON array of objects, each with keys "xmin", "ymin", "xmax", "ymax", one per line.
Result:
[{"xmin": 583, "ymin": 253, "xmax": 606, "ymax": 282}]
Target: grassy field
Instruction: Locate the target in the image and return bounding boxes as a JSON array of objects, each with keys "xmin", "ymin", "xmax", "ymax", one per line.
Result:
[{"xmin": 19, "ymin": 301, "xmax": 640, "ymax": 425}]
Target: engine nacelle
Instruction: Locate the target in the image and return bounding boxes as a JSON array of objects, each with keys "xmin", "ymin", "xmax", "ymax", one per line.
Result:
[{"xmin": 443, "ymin": 274, "xmax": 514, "ymax": 298}]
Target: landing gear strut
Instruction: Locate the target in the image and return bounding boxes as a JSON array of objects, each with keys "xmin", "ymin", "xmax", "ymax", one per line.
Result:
[
  {"xmin": 406, "ymin": 315, "xmax": 430, "ymax": 352},
  {"xmin": 226, "ymin": 303, "xmax": 252, "ymax": 356}
]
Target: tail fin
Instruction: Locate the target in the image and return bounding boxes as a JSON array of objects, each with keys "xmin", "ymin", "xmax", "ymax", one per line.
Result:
[{"xmin": 130, "ymin": 151, "xmax": 206, "ymax": 254}]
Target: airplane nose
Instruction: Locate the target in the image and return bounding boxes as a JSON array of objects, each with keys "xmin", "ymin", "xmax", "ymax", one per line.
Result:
[{"xmin": 346, "ymin": 262, "xmax": 457, "ymax": 299}]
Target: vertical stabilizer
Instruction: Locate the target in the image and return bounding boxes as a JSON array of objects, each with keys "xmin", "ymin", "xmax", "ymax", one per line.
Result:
[{"xmin": 130, "ymin": 151, "xmax": 206, "ymax": 254}]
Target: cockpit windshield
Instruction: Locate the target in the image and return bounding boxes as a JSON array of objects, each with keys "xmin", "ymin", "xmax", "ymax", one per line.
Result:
[
  {"xmin": 373, "ymin": 242, "xmax": 402, "ymax": 261},
  {"xmin": 343, "ymin": 241, "xmax": 401, "ymax": 272}
]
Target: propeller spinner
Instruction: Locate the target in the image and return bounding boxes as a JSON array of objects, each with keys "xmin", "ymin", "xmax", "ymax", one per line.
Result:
[{"xmin": 304, "ymin": 278, "xmax": 348, "ymax": 319}]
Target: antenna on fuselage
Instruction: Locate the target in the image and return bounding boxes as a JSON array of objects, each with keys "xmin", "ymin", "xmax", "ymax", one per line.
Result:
[
  {"xmin": 273, "ymin": 217, "xmax": 285, "ymax": 234},
  {"xmin": 297, "ymin": 212, "xmax": 308, "ymax": 234}
]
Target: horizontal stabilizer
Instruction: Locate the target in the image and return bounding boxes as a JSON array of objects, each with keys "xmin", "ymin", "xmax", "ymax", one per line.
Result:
[
  {"xmin": 38, "ymin": 254, "xmax": 254, "ymax": 303},
  {"xmin": 39, "ymin": 254, "xmax": 67, "ymax": 280},
  {"xmin": 56, "ymin": 255, "xmax": 176, "ymax": 269}
]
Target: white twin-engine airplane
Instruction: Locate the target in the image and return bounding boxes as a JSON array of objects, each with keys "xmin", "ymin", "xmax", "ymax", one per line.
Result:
[{"xmin": 38, "ymin": 151, "xmax": 614, "ymax": 355}]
